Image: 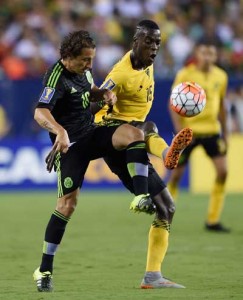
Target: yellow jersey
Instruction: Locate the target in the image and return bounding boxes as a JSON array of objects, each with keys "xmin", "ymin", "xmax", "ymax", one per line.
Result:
[
  {"xmin": 95, "ymin": 51, "xmax": 154, "ymax": 123},
  {"xmin": 172, "ymin": 63, "xmax": 228, "ymax": 135}
]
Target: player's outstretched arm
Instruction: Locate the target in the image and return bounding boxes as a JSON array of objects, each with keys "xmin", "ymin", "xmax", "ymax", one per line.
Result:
[{"xmin": 34, "ymin": 108, "xmax": 70, "ymax": 172}]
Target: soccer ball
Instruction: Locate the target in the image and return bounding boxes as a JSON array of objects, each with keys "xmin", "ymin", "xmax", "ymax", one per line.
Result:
[{"xmin": 170, "ymin": 81, "xmax": 206, "ymax": 117}]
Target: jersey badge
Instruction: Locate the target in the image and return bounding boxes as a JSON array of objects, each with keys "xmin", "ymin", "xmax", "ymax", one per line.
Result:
[
  {"xmin": 39, "ymin": 87, "xmax": 55, "ymax": 103},
  {"xmin": 102, "ymin": 79, "xmax": 116, "ymax": 90},
  {"xmin": 71, "ymin": 87, "xmax": 77, "ymax": 94}
]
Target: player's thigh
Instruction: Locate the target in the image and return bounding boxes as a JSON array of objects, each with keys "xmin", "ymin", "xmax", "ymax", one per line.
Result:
[
  {"xmin": 112, "ymin": 123, "xmax": 144, "ymax": 149},
  {"xmin": 89, "ymin": 126, "xmax": 119, "ymax": 159},
  {"xmin": 202, "ymin": 134, "xmax": 227, "ymax": 158},
  {"xmin": 201, "ymin": 135, "xmax": 228, "ymax": 179},
  {"xmin": 55, "ymin": 140, "xmax": 90, "ymax": 197}
]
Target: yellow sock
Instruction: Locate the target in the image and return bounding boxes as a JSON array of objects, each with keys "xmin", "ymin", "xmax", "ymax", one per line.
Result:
[
  {"xmin": 207, "ymin": 181, "xmax": 226, "ymax": 224},
  {"xmin": 145, "ymin": 133, "xmax": 168, "ymax": 159},
  {"xmin": 167, "ymin": 181, "xmax": 179, "ymax": 200},
  {"xmin": 146, "ymin": 219, "xmax": 170, "ymax": 272}
]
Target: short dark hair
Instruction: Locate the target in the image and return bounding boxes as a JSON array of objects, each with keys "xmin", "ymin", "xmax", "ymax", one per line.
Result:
[
  {"xmin": 60, "ymin": 30, "xmax": 96, "ymax": 59},
  {"xmin": 196, "ymin": 37, "xmax": 222, "ymax": 48},
  {"xmin": 136, "ymin": 20, "xmax": 160, "ymax": 31},
  {"xmin": 133, "ymin": 19, "xmax": 160, "ymax": 40}
]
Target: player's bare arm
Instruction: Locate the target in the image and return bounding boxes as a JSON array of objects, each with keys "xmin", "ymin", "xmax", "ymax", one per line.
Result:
[
  {"xmin": 218, "ymin": 97, "xmax": 229, "ymax": 146},
  {"xmin": 34, "ymin": 107, "xmax": 70, "ymax": 154}
]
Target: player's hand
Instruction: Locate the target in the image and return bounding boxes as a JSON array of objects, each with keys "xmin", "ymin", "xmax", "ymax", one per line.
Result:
[
  {"xmin": 54, "ymin": 129, "xmax": 70, "ymax": 153},
  {"xmin": 103, "ymin": 90, "xmax": 117, "ymax": 106},
  {"xmin": 45, "ymin": 129, "xmax": 70, "ymax": 173}
]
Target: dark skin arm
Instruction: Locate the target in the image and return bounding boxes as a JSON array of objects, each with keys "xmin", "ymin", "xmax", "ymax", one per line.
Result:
[{"xmin": 218, "ymin": 96, "xmax": 228, "ymax": 146}]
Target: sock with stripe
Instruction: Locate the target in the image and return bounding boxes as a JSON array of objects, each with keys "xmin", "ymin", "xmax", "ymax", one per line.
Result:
[
  {"xmin": 126, "ymin": 141, "xmax": 149, "ymax": 195},
  {"xmin": 39, "ymin": 210, "xmax": 70, "ymax": 273},
  {"xmin": 145, "ymin": 218, "xmax": 170, "ymax": 272}
]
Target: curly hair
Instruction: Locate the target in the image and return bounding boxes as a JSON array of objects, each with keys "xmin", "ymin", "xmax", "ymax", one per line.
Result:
[{"xmin": 60, "ymin": 30, "xmax": 96, "ymax": 59}]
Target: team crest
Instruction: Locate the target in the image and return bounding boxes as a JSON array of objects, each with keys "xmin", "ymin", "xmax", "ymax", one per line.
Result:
[
  {"xmin": 39, "ymin": 87, "xmax": 55, "ymax": 103},
  {"xmin": 102, "ymin": 79, "xmax": 116, "ymax": 90}
]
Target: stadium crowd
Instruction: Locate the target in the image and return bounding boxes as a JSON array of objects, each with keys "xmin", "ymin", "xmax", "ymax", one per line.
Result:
[
  {"xmin": 0, "ymin": 0, "xmax": 242, "ymax": 80},
  {"xmin": 0, "ymin": 0, "xmax": 243, "ymax": 137}
]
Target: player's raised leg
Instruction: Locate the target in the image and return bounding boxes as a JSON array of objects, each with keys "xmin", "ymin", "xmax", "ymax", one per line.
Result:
[
  {"xmin": 112, "ymin": 123, "xmax": 155, "ymax": 214},
  {"xmin": 137, "ymin": 121, "xmax": 193, "ymax": 170}
]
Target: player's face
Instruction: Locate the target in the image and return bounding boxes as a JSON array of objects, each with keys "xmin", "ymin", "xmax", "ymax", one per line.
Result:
[
  {"xmin": 196, "ymin": 45, "xmax": 217, "ymax": 69},
  {"xmin": 135, "ymin": 29, "xmax": 161, "ymax": 67},
  {"xmin": 67, "ymin": 48, "xmax": 96, "ymax": 75}
]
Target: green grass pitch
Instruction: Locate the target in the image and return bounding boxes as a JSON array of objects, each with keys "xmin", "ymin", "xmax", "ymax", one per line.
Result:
[{"xmin": 0, "ymin": 191, "xmax": 242, "ymax": 300}]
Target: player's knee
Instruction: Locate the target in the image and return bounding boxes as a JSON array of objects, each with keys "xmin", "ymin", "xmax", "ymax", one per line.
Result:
[
  {"xmin": 217, "ymin": 168, "xmax": 228, "ymax": 183},
  {"xmin": 168, "ymin": 202, "xmax": 176, "ymax": 216},
  {"xmin": 56, "ymin": 193, "xmax": 78, "ymax": 217},
  {"xmin": 141, "ymin": 121, "xmax": 158, "ymax": 135},
  {"xmin": 127, "ymin": 126, "xmax": 144, "ymax": 142}
]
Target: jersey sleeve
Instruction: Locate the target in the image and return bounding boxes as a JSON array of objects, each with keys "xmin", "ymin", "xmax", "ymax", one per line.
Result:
[
  {"xmin": 36, "ymin": 71, "xmax": 65, "ymax": 111},
  {"xmin": 100, "ymin": 69, "xmax": 125, "ymax": 95}
]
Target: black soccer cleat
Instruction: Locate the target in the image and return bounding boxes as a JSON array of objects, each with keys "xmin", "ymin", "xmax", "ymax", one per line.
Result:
[{"xmin": 205, "ymin": 222, "xmax": 231, "ymax": 233}]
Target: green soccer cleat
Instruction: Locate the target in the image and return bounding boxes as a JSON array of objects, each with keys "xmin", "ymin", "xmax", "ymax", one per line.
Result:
[
  {"xmin": 33, "ymin": 267, "xmax": 53, "ymax": 292},
  {"xmin": 141, "ymin": 276, "xmax": 185, "ymax": 289},
  {"xmin": 130, "ymin": 194, "xmax": 156, "ymax": 215}
]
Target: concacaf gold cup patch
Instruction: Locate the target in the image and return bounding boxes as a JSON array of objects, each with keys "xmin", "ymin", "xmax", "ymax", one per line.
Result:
[
  {"xmin": 102, "ymin": 79, "xmax": 116, "ymax": 90},
  {"xmin": 39, "ymin": 87, "xmax": 55, "ymax": 103}
]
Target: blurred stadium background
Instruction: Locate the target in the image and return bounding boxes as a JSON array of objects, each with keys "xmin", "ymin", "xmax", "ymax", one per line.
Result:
[
  {"xmin": 0, "ymin": 0, "xmax": 242, "ymax": 192},
  {"xmin": 0, "ymin": 1, "xmax": 243, "ymax": 299}
]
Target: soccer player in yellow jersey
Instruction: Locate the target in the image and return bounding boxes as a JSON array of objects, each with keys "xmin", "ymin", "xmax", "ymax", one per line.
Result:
[
  {"xmin": 167, "ymin": 39, "xmax": 230, "ymax": 233},
  {"xmin": 94, "ymin": 20, "xmax": 192, "ymax": 289}
]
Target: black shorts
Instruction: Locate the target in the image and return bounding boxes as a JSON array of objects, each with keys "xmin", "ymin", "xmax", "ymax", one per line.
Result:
[
  {"xmin": 104, "ymin": 151, "xmax": 166, "ymax": 197},
  {"xmin": 54, "ymin": 126, "xmax": 118, "ymax": 197},
  {"xmin": 178, "ymin": 134, "xmax": 227, "ymax": 166}
]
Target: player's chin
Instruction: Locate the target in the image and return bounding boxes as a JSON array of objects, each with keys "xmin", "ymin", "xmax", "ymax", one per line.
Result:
[{"xmin": 145, "ymin": 58, "xmax": 154, "ymax": 66}]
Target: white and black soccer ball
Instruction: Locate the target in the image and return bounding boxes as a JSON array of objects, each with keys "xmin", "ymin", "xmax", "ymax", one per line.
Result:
[{"xmin": 170, "ymin": 81, "xmax": 206, "ymax": 117}]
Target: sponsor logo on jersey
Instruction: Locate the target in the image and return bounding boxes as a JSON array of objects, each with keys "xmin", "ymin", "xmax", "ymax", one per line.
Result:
[
  {"xmin": 102, "ymin": 79, "xmax": 116, "ymax": 90},
  {"xmin": 39, "ymin": 87, "xmax": 55, "ymax": 103},
  {"xmin": 71, "ymin": 87, "xmax": 77, "ymax": 94}
]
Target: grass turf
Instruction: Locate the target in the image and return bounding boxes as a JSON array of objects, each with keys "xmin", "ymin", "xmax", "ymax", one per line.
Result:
[{"xmin": 0, "ymin": 191, "xmax": 242, "ymax": 300}]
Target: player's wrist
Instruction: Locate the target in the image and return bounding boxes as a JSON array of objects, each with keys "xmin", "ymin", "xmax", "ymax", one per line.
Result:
[{"xmin": 97, "ymin": 99, "xmax": 105, "ymax": 108}]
